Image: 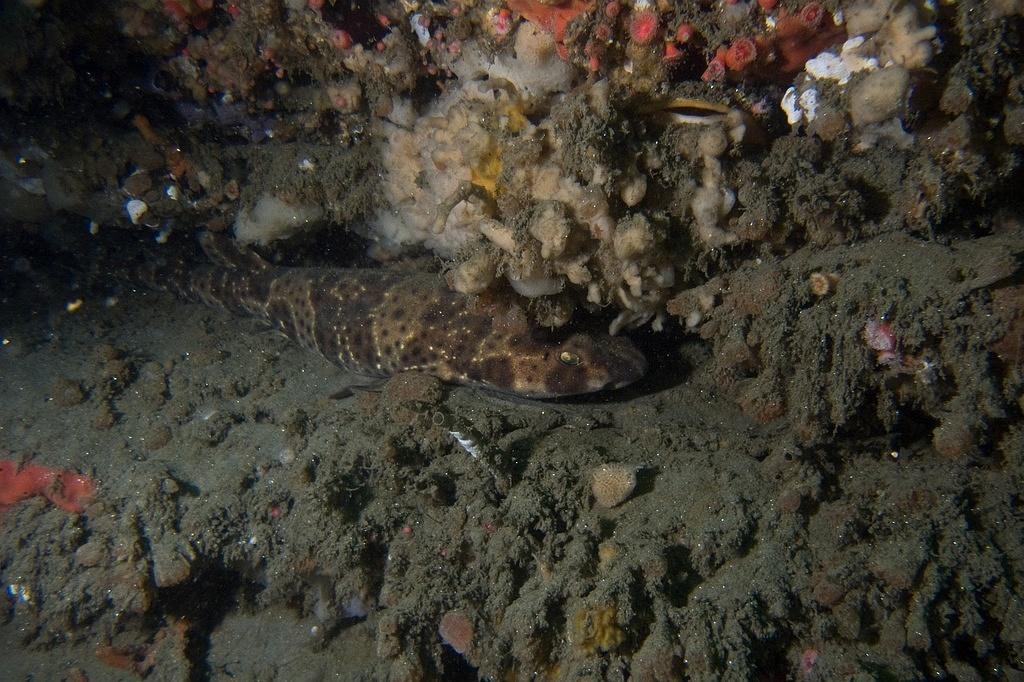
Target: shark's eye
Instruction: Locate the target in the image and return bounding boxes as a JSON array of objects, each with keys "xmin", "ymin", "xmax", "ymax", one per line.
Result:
[{"xmin": 559, "ymin": 350, "xmax": 581, "ymax": 366}]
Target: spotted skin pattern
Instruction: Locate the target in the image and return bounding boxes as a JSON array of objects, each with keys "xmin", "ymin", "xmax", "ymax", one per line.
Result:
[{"xmin": 146, "ymin": 234, "xmax": 647, "ymax": 398}]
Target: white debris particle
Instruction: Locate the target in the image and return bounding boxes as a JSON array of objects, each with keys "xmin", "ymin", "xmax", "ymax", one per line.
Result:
[
  {"xmin": 782, "ymin": 87, "xmax": 820, "ymax": 126},
  {"xmin": 805, "ymin": 37, "xmax": 878, "ymax": 85},
  {"xmin": 782, "ymin": 87, "xmax": 802, "ymax": 125},
  {"xmin": 410, "ymin": 13, "xmax": 431, "ymax": 45},
  {"xmin": 799, "ymin": 88, "xmax": 819, "ymax": 122},
  {"xmin": 6, "ymin": 583, "xmax": 32, "ymax": 603},
  {"xmin": 450, "ymin": 430, "xmax": 482, "ymax": 459}
]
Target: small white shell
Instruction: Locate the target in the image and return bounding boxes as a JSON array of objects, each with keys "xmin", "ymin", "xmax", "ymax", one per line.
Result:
[
  {"xmin": 125, "ymin": 199, "xmax": 148, "ymax": 225},
  {"xmin": 619, "ymin": 173, "xmax": 647, "ymax": 207},
  {"xmin": 590, "ymin": 464, "xmax": 638, "ymax": 508}
]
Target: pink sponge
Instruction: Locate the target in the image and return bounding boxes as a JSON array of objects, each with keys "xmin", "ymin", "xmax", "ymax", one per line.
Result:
[{"xmin": 0, "ymin": 459, "xmax": 96, "ymax": 514}]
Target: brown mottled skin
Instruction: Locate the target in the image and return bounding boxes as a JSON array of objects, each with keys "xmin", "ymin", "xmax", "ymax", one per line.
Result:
[{"xmin": 145, "ymin": 234, "xmax": 647, "ymax": 398}]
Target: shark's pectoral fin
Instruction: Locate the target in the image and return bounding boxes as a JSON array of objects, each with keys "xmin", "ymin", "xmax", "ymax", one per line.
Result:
[{"xmin": 199, "ymin": 232, "xmax": 271, "ymax": 271}]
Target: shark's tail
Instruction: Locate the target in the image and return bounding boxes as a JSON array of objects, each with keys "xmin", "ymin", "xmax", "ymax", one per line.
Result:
[{"xmin": 113, "ymin": 231, "xmax": 270, "ymax": 303}]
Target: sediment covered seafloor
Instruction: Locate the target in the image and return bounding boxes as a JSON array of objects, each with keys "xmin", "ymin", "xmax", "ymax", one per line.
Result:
[{"xmin": 2, "ymin": 0, "xmax": 1024, "ymax": 679}]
